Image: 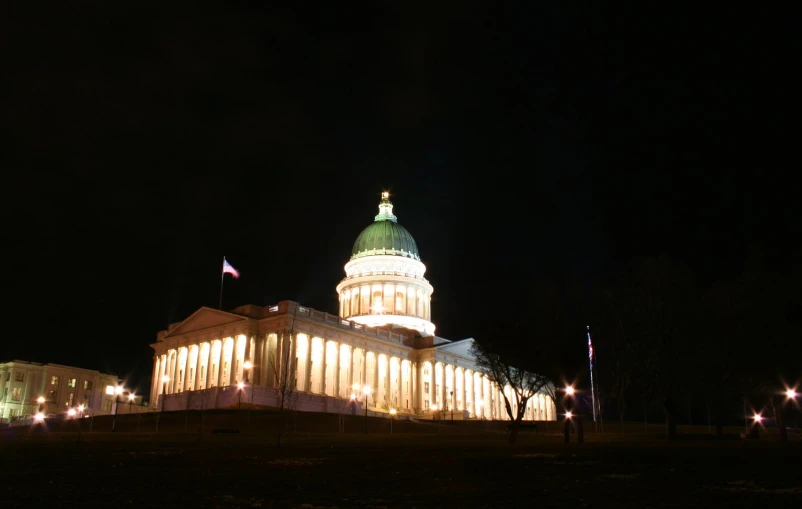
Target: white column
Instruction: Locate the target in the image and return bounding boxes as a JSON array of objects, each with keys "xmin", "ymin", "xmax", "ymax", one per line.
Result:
[
  {"xmin": 305, "ymin": 337, "xmax": 313, "ymax": 392},
  {"xmin": 334, "ymin": 342, "xmax": 340, "ymax": 398},
  {"xmin": 429, "ymin": 363, "xmax": 436, "ymax": 409},
  {"xmin": 159, "ymin": 354, "xmax": 167, "ymax": 395},
  {"xmin": 150, "ymin": 356, "xmax": 158, "ymax": 405},
  {"xmin": 320, "ymin": 338, "xmax": 328, "ymax": 396},
  {"xmin": 204, "ymin": 341, "xmax": 213, "ymax": 388},
  {"xmin": 171, "ymin": 349, "xmax": 179, "ymax": 393},
  {"xmin": 183, "ymin": 347, "xmax": 192, "ymax": 392},
  {"xmin": 217, "ymin": 339, "xmax": 226, "ymax": 387}
]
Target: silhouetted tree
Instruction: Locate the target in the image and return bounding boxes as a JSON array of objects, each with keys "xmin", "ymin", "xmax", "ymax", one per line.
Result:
[{"xmin": 470, "ymin": 340, "xmax": 551, "ymax": 444}]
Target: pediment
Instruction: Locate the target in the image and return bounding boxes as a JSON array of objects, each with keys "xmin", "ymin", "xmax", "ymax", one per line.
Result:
[
  {"xmin": 163, "ymin": 307, "xmax": 247, "ymax": 338},
  {"xmin": 436, "ymin": 338, "xmax": 476, "ymax": 358}
]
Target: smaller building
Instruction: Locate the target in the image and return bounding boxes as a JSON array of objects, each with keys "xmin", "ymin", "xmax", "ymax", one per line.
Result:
[{"xmin": 0, "ymin": 360, "xmax": 121, "ymax": 422}]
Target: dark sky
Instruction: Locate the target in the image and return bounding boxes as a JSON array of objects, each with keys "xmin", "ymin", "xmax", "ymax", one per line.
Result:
[{"xmin": 1, "ymin": 4, "xmax": 796, "ymax": 394}]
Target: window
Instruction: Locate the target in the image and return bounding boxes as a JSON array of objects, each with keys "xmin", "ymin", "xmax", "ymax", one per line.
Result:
[
  {"xmin": 424, "ymin": 368, "xmax": 429, "ymax": 376},
  {"xmin": 424, "ymin": 400, "xmax": 429, "ymax": 409},
  {"xmin": 67, "ymin": 378, "xmax": 77, "ymax": 388},
  {"xmin": 102, "ymin": 400, "xmax": 112, "ymax": 412},
  {"xmin": 67, "ymin": 393, "xmax": 74, "ymax": 406},
  {"xmin": 189, "ymin": 368, "xmax": 194, "ymax": 386},
  {"xmin": 424, "ymin": 382, "xmax": 430, "ymax": 393},
  {"xmin": 11, "ymin": 387, "xmax": 21, "ymax": 401},
  {"xmin": 83, "ymin": 380, "xmax": 93, "ymax": 390},
  {"xmin": 48, "ymin": 390, "xmax": 57, "ymax": 402},
  {"xmin": 51, "ymin": 376, "xmax": 60, "ymax": 385},
  {"xmin": 15, "ymin": 372, "xmax": 24, "ymax": 382}
]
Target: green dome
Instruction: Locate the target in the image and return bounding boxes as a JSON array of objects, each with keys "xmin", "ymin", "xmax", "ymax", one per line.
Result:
[
  {"xmin": 350, "ymin": 192, "xmax": 420, "ymax": 261},
  {"xmin": 351, "ymin": 220, "xmax": 420, "ymax": 261}
]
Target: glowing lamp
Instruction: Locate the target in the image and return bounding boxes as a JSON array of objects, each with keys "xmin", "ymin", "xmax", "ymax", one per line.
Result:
[
  {"xmin": 161, "ymin": 375, "xmax": 170, "ymax": 383},
  {"xmin": 565, "ymin": 411, "xmax": 573, "ymax": 419},
  {"xmin": 67, "ymin": 409, "xmax": 76, "ymax": 417},
  {"xmin": 787, "ymin": 388, "xmax": 798, "ymax": 399},
  {"xmin": 237, "ymin": 382, "xmax": 245, "ymax": 390},
  {"xmin": 352, "ymin": 383, "xmax": 360, "ymax": 391},
  {"xmin": 128, "ymin": 393, "xmax": 136, "ymax": 401},
  {"xmin": 389, "ymin": 408, "xmax": 397, "ymax": 416},
  {"xmin": 565, "ymin": 385, "xmax": 575, "ymax": 396},
  {"xmin": 350, "ymin": 393, "xmax": 357, "ymax": 400},
  {"xmin": 37, "ymin": 396, "xmax": 45, "ymax": 404},
  {"xmin": 34, "ymin": 412, "xmax": 45, "ymax": 421},
  {"xmin": 115, "ymin": 386, "xmax": 124, "ymax": 395},
  {"xmin": 362, "ymin": 385, "xmax": 371, "ymax": 395},
  {"xmin": 753, "ymin": 413, "xmax": 763, "ymax": 423},
  {"xmin": 78, "ymin": 405, "xmax": 85, "ymax": 412},
  {"xmin": 243, "ymin": 361, "xmax": 252, "ymax": 370}
]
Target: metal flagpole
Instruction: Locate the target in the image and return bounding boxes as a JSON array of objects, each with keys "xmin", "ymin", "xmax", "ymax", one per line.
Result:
[
  {"xmin": 219, "ymin": 256, "xmax": 225, "ymax": 310},
  {"xmin": 594, "ymin": 336, "xmax": 603, "ymax": 432},
  {"xmin": 587, "ymin": 325, "xmax": 597, "ymax": 422}
]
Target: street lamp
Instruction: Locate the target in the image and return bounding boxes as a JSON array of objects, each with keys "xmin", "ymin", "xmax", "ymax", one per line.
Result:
[
  {"xmin": 389, "ymin": 408, "xmax": 397, "ymax": 434},
  {"xmin": 77, "ymin": 404, "xmax": 85, "ymax": 442},
  {"xmin": 237, "ymin": 382, "xmax": 245, "ymax": 408},
  {"xmin": 565, "ymin": 385, "xmax": 575, "ymax": 396},
  {"xmin": 362, "ymin": 385, "xmax": 371, "ymax": 433},
  {"xmin": 111, "ymin": 386, "xmax": 123, "ymax": 432},
  {"xmin": 68, "ymin": 409, "xmax": 76, "ymax": 417},
  {"xmin": 37, "ymin": 396, "xmax": 45, "ymax": 413},
  {"xmin": 155, "ymin": 376, "xmax": 169, "ymax": 433},
  {"xmin": 243, "ymin": 361, "xmax": 252, "ymax": 383},
  {"xmin": 450, "ymin": 391, "xmax": 454, "ymax": 421},
  {"xmin": 128, "ymin": 393, "xmax": 135, "ymax": 413}
]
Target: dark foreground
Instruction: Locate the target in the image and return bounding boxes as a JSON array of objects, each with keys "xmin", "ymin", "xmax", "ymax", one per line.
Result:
[{"xmin": 1, "ymin": 428, "xmax": 800, "ymax": 508}]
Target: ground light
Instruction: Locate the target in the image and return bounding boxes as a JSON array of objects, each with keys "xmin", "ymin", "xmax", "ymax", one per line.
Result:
[
  {"xmin": 362, "ymin": 385, "xmax": 371, "ymax": 433},
  {"xmin": 389, "ymin": 408, "xmax": 397, "ymax": 434},
  {"xmin": 111, "ymin": 386, "xmax": 124, "ymax": 432},
  {"xmin": 237, "ymin": 382, "xmax": 245, "ymax": 408}
]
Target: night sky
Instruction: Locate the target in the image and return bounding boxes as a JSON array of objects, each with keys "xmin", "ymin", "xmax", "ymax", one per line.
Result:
[{"xmin": 2, "ymin": 4, "xmax": 797, "ymax": 396}]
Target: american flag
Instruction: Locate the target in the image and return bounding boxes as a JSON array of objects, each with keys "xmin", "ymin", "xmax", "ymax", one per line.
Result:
[{"xmin": 222, "ymin": 258, "xmax": 240, "ymax": 279}]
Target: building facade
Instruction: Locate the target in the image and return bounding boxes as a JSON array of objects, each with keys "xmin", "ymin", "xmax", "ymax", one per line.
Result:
[
  {"xmin": 0, "ymin": 360, "xmax": 121, "ymax": 422},
  {"xmin": 150, "ymin": 193, "xmax": 555, "ymax": 421}
]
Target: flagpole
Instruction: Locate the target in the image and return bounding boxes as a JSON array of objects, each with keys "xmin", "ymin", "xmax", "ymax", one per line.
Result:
[
  {"xmin": 587, "ymin": 325, "xmax": 597, "ymax": 422},
  {"xmin": 219, "ymin": 256, "xmax": 225, "ymax": 310},
  {"xmin": 595, "ymin": 343, "xmax": 603, "ymax": 432}
]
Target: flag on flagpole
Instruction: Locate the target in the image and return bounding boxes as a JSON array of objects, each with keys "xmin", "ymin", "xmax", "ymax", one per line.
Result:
[{"xmin": 222, "ymin": 258, "xmax": 240, "ymax": 279}]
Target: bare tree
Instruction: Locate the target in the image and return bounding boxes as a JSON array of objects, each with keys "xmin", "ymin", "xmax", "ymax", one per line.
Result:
[{"xmin": 469, "ymin": 341, "xmax": 551, "ymax": 444}]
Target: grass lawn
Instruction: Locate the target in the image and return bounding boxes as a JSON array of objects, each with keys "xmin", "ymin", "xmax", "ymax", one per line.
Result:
[{"xmin": 1, "ymin": 414, "xmax": 800, "ymax": 508}]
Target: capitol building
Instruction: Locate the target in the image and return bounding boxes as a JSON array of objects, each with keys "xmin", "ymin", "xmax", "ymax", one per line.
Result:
[{"xmin": 149, "ymin": 193, "xmax": 555, "ymax": 421}]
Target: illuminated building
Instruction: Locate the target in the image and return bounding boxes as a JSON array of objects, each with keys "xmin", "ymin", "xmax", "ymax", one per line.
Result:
[
  {"xmin": 150, "ymin": 193, "xmax": 555, "ymax": 421},
  {"xmin": 0, "ymin": 360, "xmax": 121, "ymax": 422}
]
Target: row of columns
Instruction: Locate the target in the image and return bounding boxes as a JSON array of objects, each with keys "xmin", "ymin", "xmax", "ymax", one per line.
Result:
[
  {"xmin": 294, "ymin": 333, "xmax": 416, "ymax": 411},
  {"xmin": 421, "ymin": 361, "xmax": 554, "ymax": 420},
  {"xmin": 150, "ymin": 331, "xmax": 555, "ymax": 420},
  {"xmin": 150, "ymin": 333, "xmax": 258, "ymax": 406},
  {"xmin": 340, "ymin": 283, "xmax": 430, "ymax": 321}
]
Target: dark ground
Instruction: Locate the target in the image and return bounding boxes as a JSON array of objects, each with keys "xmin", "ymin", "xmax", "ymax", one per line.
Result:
[{"xmin": 1, "ymin": 413, "xmax": 800, "ymax": 509}]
